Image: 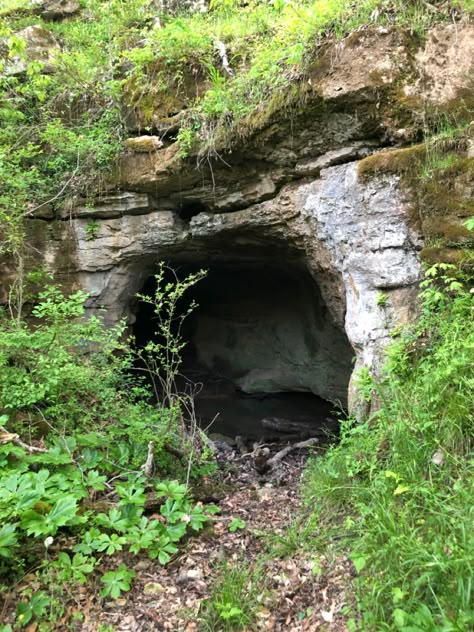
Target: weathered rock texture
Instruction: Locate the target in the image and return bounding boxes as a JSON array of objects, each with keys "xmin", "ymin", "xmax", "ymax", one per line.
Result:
[
  {"xmin": 4, "ymin": 24, "xmax": 58, "ymax": 75},
  {"xmin": 13, "ymin": 23, "xmax": 474, "ymax": 409},
  {"xmin": 35, "ymin": 160, "xmax": 421, "ymax": 406}
]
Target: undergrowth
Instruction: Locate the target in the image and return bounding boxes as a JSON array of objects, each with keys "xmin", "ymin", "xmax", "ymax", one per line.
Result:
[
  {"xmin": 0, "ymin": 266, "xmax": 219, "ymax": 630},
  {"xmin": 199, "ymin": 560, "xmax": 267, "ymax": 631},
  {"xmin": 303, "ymin": 263, "xmax": 474, "ymax": 629}
]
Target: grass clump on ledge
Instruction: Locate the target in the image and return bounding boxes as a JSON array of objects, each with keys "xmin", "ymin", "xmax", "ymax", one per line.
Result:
[
  {"xmin": 1, "ymin": 0, "xmax": 471, "ymax": 255},
  {"xmin": 303, "ymin": 262, "xmax": 474, "ymax": 629}
]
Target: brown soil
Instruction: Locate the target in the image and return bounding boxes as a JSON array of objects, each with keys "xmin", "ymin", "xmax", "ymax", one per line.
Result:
[{"xmin": 2, "ymin": 444, "xmax": 355, "ymax": 632}]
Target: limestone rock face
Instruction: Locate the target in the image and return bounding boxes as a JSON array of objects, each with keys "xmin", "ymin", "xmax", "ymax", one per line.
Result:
[
  {"xmin": 408, "ymin": 24, "xmax": 474, "ymax": 105},
  {"xmin": 301, "ymin": 163, "xmax": 421, "ymax": 369},
  {"xmin": 36, "ymin": 160, "xmax": 421, "ymax": 406},
  {"xmin": 4, "ymin": 25, "xmax": 58, "ymax": 75},
  {"xmin": 123, "ymin": 136, "xmax": 164, "ymax": 154},
  {"xmin": 15, "ymin": 23, "xmax": 474, "ymax": 410}
]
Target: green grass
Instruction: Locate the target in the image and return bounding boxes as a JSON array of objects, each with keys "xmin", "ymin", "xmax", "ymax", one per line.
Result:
[
  {"xmin": 302, "ymin": 263, "xmax": 474, "ymax": 629},
  {"xmin": 0, "ymin": 0, "xmax": 31, "ymax": 17},
  {"xmin": 200, "ymin": 262, "xmax": 474, "ymax": 630},
  {"xmin": 1, "ymin": 0, "xmax": 470, "ymax": 254},
  {"xmin": 198, "ymin": 560, "xmax": 267, "ymax": 631}
]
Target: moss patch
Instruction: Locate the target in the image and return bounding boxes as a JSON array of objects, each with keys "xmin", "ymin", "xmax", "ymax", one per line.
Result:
[
  {"xmin": 358, "ymin": 128, "xmax": 474, "ymax": 252},
  {"xmin": 357, "ymin": 144, "xmax": 426, "ymax": 179},
  {"xmin": 420, "ymin": 246, "xmax": 474, "ymax": 267}
]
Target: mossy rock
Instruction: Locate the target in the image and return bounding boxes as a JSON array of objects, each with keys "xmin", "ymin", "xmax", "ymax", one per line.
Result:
[
  {"xmin": 357, "ymin": 144, "xmax": 426, "ymax": 180},
  {"xmin": 422, "ymin": 217, "xmax": 474, "ymax": 244},
  {"xmin": 420, "ymin": 246, "xmax": 474, "ymax": 269}
]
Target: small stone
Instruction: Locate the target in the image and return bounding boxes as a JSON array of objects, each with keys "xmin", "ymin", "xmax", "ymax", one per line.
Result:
[
  {"xmin": 321, "ymin": 609, "xmax": 334, "ymax": 623},
  {"xmin": 208, "ymin": 433, "xmax": 236, "ymax": 446},
  {"xmin": 134, "ymin": 559, "xmax": 152, "ymax": 571},
  {"xmin": 143, "ymin": 582, "xmax": 166, "ymax": 595},
  {"xmin": 431, "ymin": 450, "xmax": 444, "ymax": 466},
  {"xmin": 176, "ymin": 568, "xmax": 204, "ymax": 584}
]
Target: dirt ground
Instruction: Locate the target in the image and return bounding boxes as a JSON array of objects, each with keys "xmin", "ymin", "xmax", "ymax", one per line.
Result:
[{"xmin": 2, "ymin": 442, "xmax": 355, "ymax": 632}]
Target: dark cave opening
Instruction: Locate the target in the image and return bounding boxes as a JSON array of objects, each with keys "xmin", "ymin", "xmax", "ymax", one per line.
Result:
[{"xmin": 133, "ymin": 260, "xmax": 355, "ymax": 440}]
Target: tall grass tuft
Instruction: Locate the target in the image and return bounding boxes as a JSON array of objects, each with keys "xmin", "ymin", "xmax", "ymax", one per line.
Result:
[{"xmin": 304, "ymin": 263, "xmax": 474, "ymax": 629}]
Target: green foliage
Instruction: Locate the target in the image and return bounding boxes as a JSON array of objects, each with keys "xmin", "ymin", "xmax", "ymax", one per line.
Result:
[
  {"xmin": 228, "ymin": 516, "xmax": 246, "ymax": 532},
  {"xmin": 100, "ymin": 564, "xmax": 136, "ymax": 599},
  {"xmin": 376, "ymin": 291, "xmax": 389, "ymax": 307},
  {"xmin": 303, "ymin": 264, "xmax": 474, "ymax": 629},
  {"xmin": 0, "ymin": 277, "xmax": 217, "ymax": 627},
  {"xmin": 2, "ymin": 0, "xmax": 469, "ymax": 253},
  {"xmin": 136, "ymin": 263, "xmax": 208, "ymax": 406},
  {"xmin": 85, "ymin": 219, "xmax": 100, "ymax": 241},
  {"xmin": 353, "ymin": 366, "xmax": 375, "ymax": 403},
  {"xmin": 16, "ymin": 592, "xmax": 50, "ymax": 627},
  {"xmin": 199, "ymin": 561, "xmax": 266, "ymax": 631},
  {"xmin": 465, "ymin": 217, "xmax": 474, "ymax": 231}
]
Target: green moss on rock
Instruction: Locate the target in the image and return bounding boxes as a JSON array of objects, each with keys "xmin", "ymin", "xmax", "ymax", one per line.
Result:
[{"xmin": 357, "ymin": 144, "xmax": 426, "ymax": 179}]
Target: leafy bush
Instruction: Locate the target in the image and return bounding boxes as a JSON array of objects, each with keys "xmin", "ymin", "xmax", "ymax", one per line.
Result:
[
  {"xmin": 0, "ymin": 276, "xmax": 218, "ymax": 628},
  {"xmin": 303, "ymin": 264, "xmax": 474, "ymax": 629}
]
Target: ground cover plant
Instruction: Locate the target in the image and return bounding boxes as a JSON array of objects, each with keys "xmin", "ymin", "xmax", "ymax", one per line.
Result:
[{"xmin": 0, "ymin": 268, "xmax": 219, "ymax": 629}]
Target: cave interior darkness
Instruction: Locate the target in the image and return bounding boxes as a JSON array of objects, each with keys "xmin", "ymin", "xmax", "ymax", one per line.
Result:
[{"xmin": 133, "ymin": 257, "xmax": 355, "ymax": 440}]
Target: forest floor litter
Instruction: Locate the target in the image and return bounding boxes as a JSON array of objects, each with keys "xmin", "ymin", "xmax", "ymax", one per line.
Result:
[{"xmin": 72, "ymin": 440, "xmax": 356, "ymax": 631}]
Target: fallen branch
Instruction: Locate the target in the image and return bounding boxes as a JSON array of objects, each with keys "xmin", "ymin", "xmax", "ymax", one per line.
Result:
[
  {"xmin": 0, "ymin": 426, "xmax": 49, "ymax": 453},
  {"xmin": 164, "ymin": 443, "xmax": 185, "ymax": 460},
  {"xmin": 257, "ymin": 437, "xmax": 319, "ymax": 473}
]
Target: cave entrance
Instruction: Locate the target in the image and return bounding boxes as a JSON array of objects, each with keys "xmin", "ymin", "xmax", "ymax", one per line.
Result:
[{"xmin": 133, "ymin": 260, "xmax": 355, "ymax": 440}]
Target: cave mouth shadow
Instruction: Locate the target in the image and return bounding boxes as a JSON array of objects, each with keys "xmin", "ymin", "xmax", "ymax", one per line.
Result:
[{"xmin": 133, "ymin": 260, "xmax": 355, "ymax": 441}]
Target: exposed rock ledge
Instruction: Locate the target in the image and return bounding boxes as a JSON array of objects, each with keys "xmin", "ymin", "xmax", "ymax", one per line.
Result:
[
  {"xmin": 37, "ymin": 161, "xmax": 422, "ymax": 407},
  {"xmin": 14, "ymin": 22, "xmax": 474, "ymax": 411}
]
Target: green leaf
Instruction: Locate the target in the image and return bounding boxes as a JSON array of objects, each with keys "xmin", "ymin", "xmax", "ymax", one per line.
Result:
[
  {"xmin": 350, "ymin": 554, "xmax": 368, "ymax": 574},
  {"xmin": 156, "ymin": 480, "xmax": 188, "ymax": 501},
  {"xmin": 393, "ymin": 607, "xmax": 407, "ymax": 628},
  {"xmin": 0, "ymin": 523, "xmax": 17, "ymax": 558},
  {"xmin": 228, "ymin": 517, "xmax": 246, "ymax": 532},
  {"xmin": 394, "ymin": 484, "xmax": 410, "ymax": 496},
  {"xmin": 392, "ymin": 587, "xmax": 407, "ymax": 604},
  {"xmin": 45, "ymin": 495, "xmax": 78, "ymax": 529},
  {"xmin": 84, "ymin": 470, "xmax": 107, "ymax": 491},
  {"xmin": 464, "ymin": 217, "xmax": 474, "ymax": 231},
  {"xmin": 100, "ymin": 564, "xmax": 136, "ymax": 599}
]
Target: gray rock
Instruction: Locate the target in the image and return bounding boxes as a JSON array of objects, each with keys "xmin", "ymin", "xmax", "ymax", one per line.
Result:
[
  {"xmin": 295, "ymin": 143, "xmax": 376, "ymax": 176},
  {"xmin": 4, "ymin": 25, "xmax": 58, "ymax": 75},
  {"xmin": 38, "ymin": 0, "xmax": 80, "ymax": 19},
  {"xmin": 64, "ymin": 192, "xmax": 152, "ymax": 220},
  {"xmin": 33, "ymin": 160, "xmax": 421, "ymax": 411}
]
